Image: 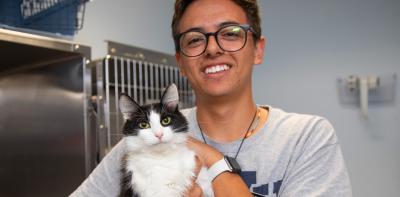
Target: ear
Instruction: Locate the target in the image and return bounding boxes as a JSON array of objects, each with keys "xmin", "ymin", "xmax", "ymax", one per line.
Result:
[
  {"xmin": 161, "ymin": 83, "xmax": 179, "ymax": 111},
  {"xmin": 175, "ymin": 52, "xmax": 187, "ymax": 77},
  {"xmin": 119, "ymin": 93, "xmax": 140, "ymax": 119},
  {"xmin": 254, "ymin": 36, "xmax": 266, "ymax": 65}
]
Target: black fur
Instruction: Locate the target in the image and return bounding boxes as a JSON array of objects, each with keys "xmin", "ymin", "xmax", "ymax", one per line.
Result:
[
  {"xmin": 121, "ymin": 102, "xmax": 189, "ymax": 136},
  {"xmin": 120, "ymin": 155, "xmax": 139, "ymax": 197}
]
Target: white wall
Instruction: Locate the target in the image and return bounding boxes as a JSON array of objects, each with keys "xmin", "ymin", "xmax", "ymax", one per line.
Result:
[
  {"xmin": 256, "ymin": 0, "xmax": 400, "ymax": 196},
  {"xmin": 75, "ymin": 0, "xmax": 400, "ymax": 196},
  {"xmin": 75, "ymin": 0, "xmax": 175, "ymax": 59}
]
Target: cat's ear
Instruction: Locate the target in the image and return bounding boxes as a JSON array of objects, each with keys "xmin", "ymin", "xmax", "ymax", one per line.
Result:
[
  {"xmin": 119, "ymin": 93, "xmax": 140, "ymax": 119},
  {"xmin": 161, "ymin": 83, "xmax": 179, "ymax": 111}
]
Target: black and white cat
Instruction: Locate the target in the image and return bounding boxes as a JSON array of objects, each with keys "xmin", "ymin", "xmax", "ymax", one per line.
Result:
[{"xmin": 118, "ymin": 84, "xmax": 213, "ymax": 197}]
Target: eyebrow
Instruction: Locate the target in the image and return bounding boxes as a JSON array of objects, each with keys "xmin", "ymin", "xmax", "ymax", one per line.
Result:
[
  {"xmin": 180, "ymin": 21, "xmax": 241, "ymax": 34},
  {"xmin": 218, "ymin": 21, "xmax": 240, "ymax": 28}
]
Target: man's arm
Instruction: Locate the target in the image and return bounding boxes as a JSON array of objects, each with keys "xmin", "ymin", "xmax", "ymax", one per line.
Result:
[
  {"xmin": 69, "ymin": 140, "xmax": 125, "ymax": 197},
  {"xmin": 186, "ymin": 138, "xmax": 252, "ymax": 197}
]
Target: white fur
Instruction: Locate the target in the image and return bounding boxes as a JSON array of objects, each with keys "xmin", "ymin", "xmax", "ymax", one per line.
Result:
[{"xmin": 124, "ymin": 111, "xmax": 213, "ymax": 197}]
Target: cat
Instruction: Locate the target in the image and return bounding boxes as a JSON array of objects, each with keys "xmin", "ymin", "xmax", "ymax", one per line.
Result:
[{"xmin": 118, "ymin": 84, "xmax": 213, "ymax": 197}]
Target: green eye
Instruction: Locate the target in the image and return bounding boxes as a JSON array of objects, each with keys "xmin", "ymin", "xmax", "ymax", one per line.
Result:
[
  {"xmin": 161, "ymin": 116, "xmax": 172, "ymax": 125},
  {"xmin": 138, "ymin": 122, "xmax": 150, "ymax": 129}
]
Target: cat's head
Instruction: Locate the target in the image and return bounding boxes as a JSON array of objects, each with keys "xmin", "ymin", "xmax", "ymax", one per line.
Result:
[{"xmin": 119, "ymin": 84, "xmax": 189, "ymax": 150}]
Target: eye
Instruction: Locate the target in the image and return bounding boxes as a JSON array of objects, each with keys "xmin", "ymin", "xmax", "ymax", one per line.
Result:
[
  {"xmin": 138, "ymin": 122, "xmax": 150, "ymax": 129},
  {"xmin": 161, "ymin": 116, "xmax": 172, "ymax": 126},
  {"xmin": 187, "ymin": 37, "xmax": 204, "ymax": 46},
  {"xmin": 220, "ymin": 26, "xmax": 244, "ymax": 40},
  {"xmin": 182, "ymin": 33, "xmax": 205, "ymax": 48}
]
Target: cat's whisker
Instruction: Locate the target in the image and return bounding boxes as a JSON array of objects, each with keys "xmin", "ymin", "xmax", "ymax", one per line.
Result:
[
  {"xmin": 173, "ymin": 125, "xmax": 189, "ymax": 133},
  {"xmin": 173, "ymin": 125, "xmax": 188, "ymax": 130}
]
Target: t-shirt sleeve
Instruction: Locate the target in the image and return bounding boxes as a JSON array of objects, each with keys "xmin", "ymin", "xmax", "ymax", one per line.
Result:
[
  {"xmin": 279, "ymin": 118, "xmax": 353, "ymax": 196},
  {"xmin": 69, "ymin": 140, "xmax": 125, "ymax": 197}
]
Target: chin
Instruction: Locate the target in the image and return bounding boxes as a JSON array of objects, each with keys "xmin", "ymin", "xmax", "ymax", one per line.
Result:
[{"xmin": 200, "ymin": 84, "xmax": 235, "ymax": 97}]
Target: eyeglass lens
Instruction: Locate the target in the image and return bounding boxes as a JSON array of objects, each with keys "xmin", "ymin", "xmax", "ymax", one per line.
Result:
[{"xmin": 179, "ymin": 25, "xmax": 248, "ymax": 57}]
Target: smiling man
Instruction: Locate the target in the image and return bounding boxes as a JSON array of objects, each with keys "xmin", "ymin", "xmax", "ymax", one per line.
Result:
[
  {"xmin": 172, "ymin": 1, "xmax": 266, "ymax": 196},
  {"xmin": 70, "ymin": 0, "xmax": 352, "ymax": 196}
]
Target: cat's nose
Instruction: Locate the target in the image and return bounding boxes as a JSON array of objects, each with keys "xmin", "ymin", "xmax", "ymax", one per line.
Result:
[{"xmin": 155, "ymin": 131, "xmax": 163, "ymax": 140}]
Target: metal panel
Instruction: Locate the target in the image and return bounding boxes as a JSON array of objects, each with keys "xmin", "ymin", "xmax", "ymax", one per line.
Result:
[{"xmin": 0, "ymin": 29, "xmax": 93, "ymax": 197}]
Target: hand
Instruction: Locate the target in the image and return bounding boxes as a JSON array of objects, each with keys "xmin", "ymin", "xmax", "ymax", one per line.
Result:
[
  {"xmin": 184, "ymin": 156, "xmax": 204, "ymax": 197},
  {"xmin": 186, "ymin": 137, "xmax": 224, "ymax": 168},
  {"xmin": 184, "ymin": 183, "xmax": 203, "ymax": 197},
  {"xmin": 186, "ymin": 137, "xmax": 252, "ymax": 197},
  {"xmin": 184, "ymin": 137, "xmax": 222, "ymax": 197}
]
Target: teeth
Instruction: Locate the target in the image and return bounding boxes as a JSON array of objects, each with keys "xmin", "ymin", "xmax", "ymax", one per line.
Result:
[{"xmin": 205, "ymin": 64, "xmax": 230, "ymax": 74}]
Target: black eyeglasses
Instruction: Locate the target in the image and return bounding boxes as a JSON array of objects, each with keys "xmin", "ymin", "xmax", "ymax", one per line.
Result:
[{"xmin": 174, "ymin": 24, "xmax": 256, "ymax": 57}]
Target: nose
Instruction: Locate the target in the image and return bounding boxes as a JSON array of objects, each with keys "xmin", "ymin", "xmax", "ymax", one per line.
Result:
[
  {"xmin": 205, "ymin": 35, "xmax": 224, "ymax": 56},
  {"xmin": 155, "ymin": 131, "xmax": 163, "ymax": 140}
]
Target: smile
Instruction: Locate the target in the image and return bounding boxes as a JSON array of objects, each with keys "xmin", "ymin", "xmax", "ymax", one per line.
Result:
[{"xmin": 204, "ymin": 64, "xmax": 230, "ymax": 74}]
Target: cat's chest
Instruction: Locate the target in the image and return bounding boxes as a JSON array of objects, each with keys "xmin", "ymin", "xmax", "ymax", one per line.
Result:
[
  {"xmin": 125, "ymin": 146, "xmax": 196, "ymax": 176},
  {"xmin": 124, "ymin": 146, "xmax": 197, "ymax": 196}
]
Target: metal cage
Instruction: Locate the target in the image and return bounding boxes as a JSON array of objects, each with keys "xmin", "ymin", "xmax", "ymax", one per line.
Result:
[{"xmin": 91, "ymin": 41, "xmax": 195, "ymax": 159}]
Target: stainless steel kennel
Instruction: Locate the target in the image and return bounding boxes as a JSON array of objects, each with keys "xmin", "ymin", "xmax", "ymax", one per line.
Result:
[
  {"xmin": 0, "ymin": 28, "xmax": 94, "ymax": 197},
  {"xmin": 91, "ymin": 41, "xmax": 195, "ymax": 159},
  {"xmin": 0, "ymin": 31, "xmax": 194, "ymax": 196}
]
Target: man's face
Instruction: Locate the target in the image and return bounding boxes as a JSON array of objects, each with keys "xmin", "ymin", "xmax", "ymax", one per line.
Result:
[{"xmin": 175, "ymin": 0, "xmax": 265, "ymax": 100}]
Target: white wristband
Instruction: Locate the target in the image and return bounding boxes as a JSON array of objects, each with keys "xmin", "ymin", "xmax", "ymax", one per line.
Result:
[{"xmin": 207, "ymin": 158, "xmax": 231, "ymax": 181}]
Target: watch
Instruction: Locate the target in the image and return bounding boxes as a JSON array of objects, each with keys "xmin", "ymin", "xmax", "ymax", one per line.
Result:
[{"xmin": 208, "ymin": 156, "xmax": 242, "ymax": 181}]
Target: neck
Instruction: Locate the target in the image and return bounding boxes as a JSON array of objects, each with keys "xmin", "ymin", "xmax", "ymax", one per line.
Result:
[{"xmin": 196, "ymin": 92, "xmax": 257, "ymax": 142}]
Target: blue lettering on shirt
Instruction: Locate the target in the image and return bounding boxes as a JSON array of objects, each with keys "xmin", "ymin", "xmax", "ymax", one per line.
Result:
[{"xmin": 240, "ymin": 171, "xmax": 282, "ymax": 196}]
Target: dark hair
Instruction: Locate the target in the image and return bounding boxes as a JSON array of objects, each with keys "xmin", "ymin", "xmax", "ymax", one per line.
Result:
[{"xmin": 171, "ymin": 0, "xmax": 262, "ymax": 52}]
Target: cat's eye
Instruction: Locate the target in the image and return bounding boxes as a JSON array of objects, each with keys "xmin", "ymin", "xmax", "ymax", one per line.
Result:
[
  {"xmin": 161, "ymin": 116, "xmax": 172, "ymax": 125},
  {"xmin": 138, "ymin": 122, "xmax": 150, "ymax": 129}
]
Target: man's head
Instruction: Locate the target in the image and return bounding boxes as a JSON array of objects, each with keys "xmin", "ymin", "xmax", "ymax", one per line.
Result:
[
  {"xmin": 172, "ymin": 0, "xmax": 265, "ymax": 101},
  {"xmin": 172, "ymin": 0, "xmax": 262, "ymax": 52}
]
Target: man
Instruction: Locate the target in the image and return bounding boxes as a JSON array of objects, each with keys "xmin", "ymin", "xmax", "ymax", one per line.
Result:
[{"xmin": 71, "ymin": 0, "xmax": 352, "ymax": 196}]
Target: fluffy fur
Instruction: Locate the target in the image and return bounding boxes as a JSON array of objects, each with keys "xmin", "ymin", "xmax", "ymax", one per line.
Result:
[{"xmin": 119, "ymin": 84, "xmax": 212, "ymax": 197}]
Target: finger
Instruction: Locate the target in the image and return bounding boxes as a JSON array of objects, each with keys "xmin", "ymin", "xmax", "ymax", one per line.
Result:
[
  {"xmin": 184, "ymin": 183, "xmax": 204, "ymax": 197},
  {"xmin": 194, "ymin": 156, "xmax": 202, "ymax": 176},
  {"xmin": 190, "ymin": 156, "xmax": 202, "ymax": 188},
  {"xmin": 186, "ymin": 137, "xmax": 204, "ymax": 148}
]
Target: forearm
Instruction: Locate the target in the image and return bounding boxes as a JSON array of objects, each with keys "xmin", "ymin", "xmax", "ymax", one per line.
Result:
[
  {"xmin": 212, "ymin": 172, "xmax": 252, "ymax": 197},
  {"xmin": 203, "ymin": 153, "xmax": 251, "ymax": 196},
  {"xmin": 188, "ymin": 137, "xmax": 252, "ymax": 197},
  {"xmin": 69, "ymin": 140, "xmax": 125, "ymax": 196}
]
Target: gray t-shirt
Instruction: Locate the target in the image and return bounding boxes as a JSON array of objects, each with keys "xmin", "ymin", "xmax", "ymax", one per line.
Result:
[{"xmin": 70, "ymin": 106, "xmax": 352, "ymax": 196}]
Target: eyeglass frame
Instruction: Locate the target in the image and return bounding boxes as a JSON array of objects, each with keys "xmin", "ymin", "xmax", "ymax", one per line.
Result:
[{"xmin": 174, "ymin": 24, "xmax": 257, "ymax": 57}]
